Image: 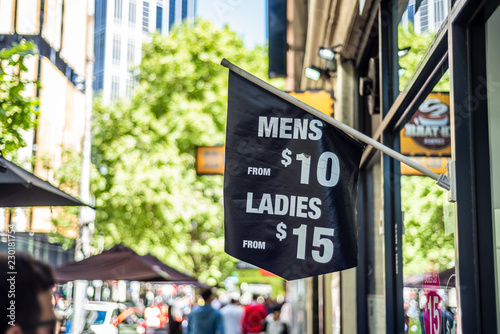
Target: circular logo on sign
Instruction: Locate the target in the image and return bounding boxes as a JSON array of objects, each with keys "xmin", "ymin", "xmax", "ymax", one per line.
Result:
[{"xmin": 405, "ymin": 98, "xmax": 451, "ymax": 150}]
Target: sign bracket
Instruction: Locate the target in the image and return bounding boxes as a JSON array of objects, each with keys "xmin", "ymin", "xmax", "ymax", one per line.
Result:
[{"xmin": 221, "ymin": 58, "xmax": 453, "ymax": 193}]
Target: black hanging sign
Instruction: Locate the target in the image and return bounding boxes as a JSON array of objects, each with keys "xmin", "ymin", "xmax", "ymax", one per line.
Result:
[{"xmin": 224, "ymin": 70, "xmax": 365, "ymax": 280}]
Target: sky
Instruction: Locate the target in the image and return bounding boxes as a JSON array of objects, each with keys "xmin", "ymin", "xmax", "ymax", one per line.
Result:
[{"xmin": 196, "ymin": 0, "xmax": 267, "ymax": 48}]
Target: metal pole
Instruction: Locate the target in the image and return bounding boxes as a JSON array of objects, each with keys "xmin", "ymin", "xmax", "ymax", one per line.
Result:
[{"xmin": 220, "ymin": 58, "xmax": 451, "ymax": 191}]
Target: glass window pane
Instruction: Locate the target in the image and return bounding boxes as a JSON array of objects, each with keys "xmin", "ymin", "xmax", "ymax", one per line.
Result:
[
  {"xmin": 114, "ymin": 0, "xmax": 122, "ymax": 24},
  {"xmin": 16, "ymin": 0, "xmax": 39, "ymax": 34},
  {"xmin": 0, "ymin": 0, "xmax": 15, "ymax": 34},
  {"xmin": 142, "ymin": 1, "xmax": 150, "ymax": 32},
  {"xmin": 398, "ymin": 0, "xmax": 448, "ymax": 91},
  {"xmin": 129, "ymin": 0, "xmax": 136, "ymax": 27},
  {"xmin": 366, "ymin": 161, "xmax": 386, "ymax": 333},
  {"xmin": 400, "ymin": 75, "xmax": 456, "ymax": 334},
  {"xmin": 486, "ymin": 5, "xmax": 500, "ymax": 333}
]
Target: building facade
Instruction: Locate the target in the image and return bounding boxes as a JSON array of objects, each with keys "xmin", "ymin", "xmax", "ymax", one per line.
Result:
[
  {"xmin": 93, "ymin": 0, "xmax": 197, "ymax": 104},
  {"xmin": 0, "ymin": 0, "xmax": 94, "ymax": 266},
  {"xmin": 277, "ymin": 0, "xmax": 500, "ymax": 332},
  {"xmin": 400, "ymin": 0, "xmax": 448, "ymax": 33}
]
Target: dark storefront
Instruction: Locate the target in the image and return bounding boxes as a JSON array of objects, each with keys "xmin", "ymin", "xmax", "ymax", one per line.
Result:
[
  {"xmin": 281, "ymin": 0, "xmax": 500, "ymax": 332},
  {"xmin": 353, "ymin": 0, "xmax": 500, "ymax": 332}
]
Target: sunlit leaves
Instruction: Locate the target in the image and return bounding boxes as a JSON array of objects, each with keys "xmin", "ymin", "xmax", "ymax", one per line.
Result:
[
  {"xmin": 0, "ymin": 40, "xmax": 40, "ymax": 154},
  {"xmin": 401, "ymin": 176, "xmax": 455, "ymax": 277},
  {"xmin": 398, "ymin": 25, "xmax": 449, "ymax": 92}
]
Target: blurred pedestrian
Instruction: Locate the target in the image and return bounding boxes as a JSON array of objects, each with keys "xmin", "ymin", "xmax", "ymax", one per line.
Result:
[
  {"xmin": 186, "ymin": 287, "xmax": 225, "ymax": 334},
  {"xmin": 262, "ymin": 304, "xmax": 288, "ymax": 334},
  {"xmin": 279, "ymin": 299, "xmax": 291, "ymax": 328},
  {"xmin": 220, "ymin": 298, "xmax": 243, "ymax": 334},
  {"xmin": 263, "ymin": 296, "xmax": 274, "ymax": 314},
  {"xmin": 241, "ymin": 294, "xmax": 267, "ymax": 334},
  {"xmin": 168, "ymin": 304, "xmax": 183, "ymax": 334},
  {"xmin": 1, "ymin": 252, "xmax": 57, "ymax": 334},
  {"xmin": 212, "ymin": 295, "xmax": 222, "ymax": 310}
]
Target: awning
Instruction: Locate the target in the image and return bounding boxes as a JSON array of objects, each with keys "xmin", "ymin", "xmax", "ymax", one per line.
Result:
[
  {"xmin": 54, "ymin": 244, "xmax": 199, "ymax": 284},
  {"xmin": 0, "ymin": 155, "xmax": 89, "ymax": 207}
]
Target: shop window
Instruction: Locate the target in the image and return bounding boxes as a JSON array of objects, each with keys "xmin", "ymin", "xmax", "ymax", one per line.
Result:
[
  {"xmin": 400, "ymin": 76, "xmax": 456, "ymax": 334},
  {"xmin": 398, "ymin": 0, "xmax": 448, "ymax": 91},
  {"xmin": 486, "ymin": 6, "xmax": 500, "ymax": 332}
]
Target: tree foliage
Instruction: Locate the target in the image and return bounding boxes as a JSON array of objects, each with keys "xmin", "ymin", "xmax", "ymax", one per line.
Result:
[
  {"xmin": 0, "ymin": 40, "xmax": 39, "ymax": 154},
  {"xmin": 398, "ymin": 25, "xmax": 449, "ymax": 92},
  {"xmin": 401, "ymin": 176, "xmax": 455, "ymax": 277},
  {"xmin": 91, "ymin": 19, "xmax": 275, "ymax": 285}
]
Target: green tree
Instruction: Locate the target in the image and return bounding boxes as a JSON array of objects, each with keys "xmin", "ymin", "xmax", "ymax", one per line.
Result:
[
  {"xmin": 92, "ymin": 19, "xmax": 275, "ymax": 285},
  {"xmin": 0, "ymin": 40, "xmax": 40, "ymax": 155},
  {"xmin": 401, "ymin": 176, "xmax": 455, "ymax": 276},
  {"xmin": 398, "ymin": 25, "xmax": 449, "ymax": 92}
]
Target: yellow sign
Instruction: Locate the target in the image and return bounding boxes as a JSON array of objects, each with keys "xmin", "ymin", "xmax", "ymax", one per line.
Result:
[
  {"xmin": 288, "ymin": 90, "xmax": 335, "ymax": 117},
  {"xmin": 401, "ymin": 157, "xmax": 449, "ymax": 176},
  {"xmin": 400, "ymin": 92, "xmax": 451, "ymax": 175},
  {"xmin": 400, "ymin": 92, "xmax": 451, "ymax": 157},
  {"xmin": 196, "ymin": 146, "xmax": 225, "ymax": 175}
]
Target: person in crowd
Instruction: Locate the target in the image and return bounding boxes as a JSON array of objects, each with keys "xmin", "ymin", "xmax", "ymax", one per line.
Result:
[
  {"xmin": 168, "ymin": 303, "xmax": 183, "ymax": 334},
  {"xmin": 186, "ymin": 287, "xmax": 225, "ymax": 334},
  {"xmin": 1, "ymin": 252, "xmax": 58, "ymax": 334},
  {"xmin": 241, "ymin": 294, "xmax": 268, "ymax": 334},
  {"xmin": 220, "ymin": 297, "xmax": 244, "ymax": 334},
  {"xmin": 262, "ymin": 304, "xmax": 289, "ymax": 334},
  {"xmin": 263, "ymin": 296, "xmax": 275, "ymax": 314},
  {"xmin": 278, "ymin": 299, "xmax": 291, "ymax": 328},
  {"xmin": 211, "ymin": 294, "xmax": 222, "ymax": 310}
]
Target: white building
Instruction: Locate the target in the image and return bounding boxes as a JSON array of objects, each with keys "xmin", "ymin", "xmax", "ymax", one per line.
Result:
[
  {"xmin": 400, "ymin": 0, "xmax": 448, "ymax": 33},
  {"xmin": 93, "ymin": 0, "xmax": 197, "ymax": 105}
]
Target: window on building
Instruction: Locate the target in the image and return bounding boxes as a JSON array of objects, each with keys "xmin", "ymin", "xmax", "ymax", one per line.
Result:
[
  {"xmin": 169, "ymin": 0, "xmax": 176, "ymax": 30},
  {"xmin": 142, "ymin": 1, "xmax": 150, "ymax": 33},
  {"xmin": 111, "ymin": 75, "xmax": 120, "ymax": 101},
  {"xmin": 94, "ymin": 32, "xmax": 106, "ymax": 73},
  {"xmin": 127, "ymin": 39, "xmax": 135, "ymax": 66},
  {"xmin": 407, "ymin": 2, "xmax": 415, "ymax": 27},
  {"xmin": 434, "ymin": 0, "xmax": 445, "ymax": 27},
  {"xmin": 126, "ymin": 76, "xmax": 136, "ymax": 98},
  {"xmin": 129, "ymin": 0, "xmax": 137, "ymax": 27},
  {"xmin": 114, "ymin": 0, "xmax": 123, "ymax": 24},
  {"xmin": 96, "ymin": 0, "xmax": 108, "ymax": 30},
  {"xmin": 113, "ymin": 34, "xmax": 121, "ymax": 66},
  {"xmin": 182, "ymin": 0, "xmax": 188, "ymax": 20},
  {"xmin": 156, "ymin": 5, "xmax": 163, "ymax": 33},
  {"xmin": 419, "ymin": 0, "xmax": 429, "ymax": 32},
  {"xmin": 94, "ymin": 72, "xmax": 103, "ymax": 92}
]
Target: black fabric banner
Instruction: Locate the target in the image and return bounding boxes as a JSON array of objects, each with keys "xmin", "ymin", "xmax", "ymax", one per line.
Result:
[{"xmin": 224, "ymin": 70, "xmax": 365, "ymax": 280}]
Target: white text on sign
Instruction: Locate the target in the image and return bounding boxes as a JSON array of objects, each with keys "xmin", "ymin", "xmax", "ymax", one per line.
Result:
[
  {"xmin": 243, "ymin": 240, "xmax": 266, "ymax": 249},
  {"xmin": 246, "ymin": 192, "xmax": 322, "ymax": 219},
  {"xmin": 281, "ymin": 149, "xmax": 340, "ymax": 186},
  {"xmin": 275, "ymin": 222, "xmax": 335, "ymax": 263},
  {"xmin": 258, "ymin": 117, "xmax": 324, "ymax": 140},
  {"xmin": 247, "ymin": 167, "xmax": 271, "ymax": 176}
]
